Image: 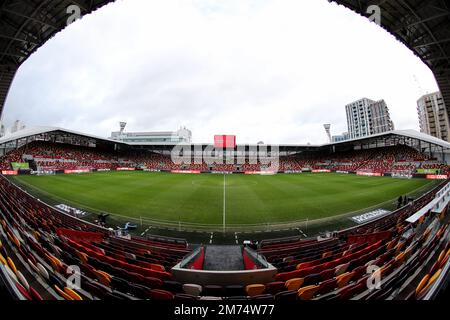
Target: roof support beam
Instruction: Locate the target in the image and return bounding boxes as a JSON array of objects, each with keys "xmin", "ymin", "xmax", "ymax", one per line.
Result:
[
  {"xmin": 414, "ymin": 38, "xmax": 450, "ymax": 49},
  {"xmin": 393, "ymin": 12, "xmax": 450, "ymax": 33},
  {"xmin": 1, "ymin": 8, "xmax": 58, "ymax": 30},
  {"xmin": 0, "ymin": 34, "xmax": 38, "ymax": 46},
  {"xmin": 0, "ymin": 0, "xmax": 52, "ymax": 63}
]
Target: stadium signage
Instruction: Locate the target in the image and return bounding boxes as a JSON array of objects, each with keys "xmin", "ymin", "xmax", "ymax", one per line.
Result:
[
  {"xmin": 1, "ymin": 170, "xmax": 18, "ymax": 175},
  {"xmin": 32, "ymin": 170, "xmax": 56, "ymax": 175},
  {"xmin": 284, "ymin": 170, "xmax": 302, "ymax": 174},
  {"xmin": 55, "ymin": 204, "xmax": 87, "ymax": 218},
  {"xmin": 357, "ymin": 171, "xmax": 382, "ymax": 177},
  {"xmin": 351, "ymin": 209, "xmax": 391, "ymax": 224},
  {"xmin": 96, "ymin": 169, "xmax": 111, "ymax": 172},
  {"xmin": 336, "ymin": 171, "xmax": 349, "ymax": 174},
  {"xmin": 244, "ymin": 171, "xmax": 276, "ymax": 175},
  {"xmin": 116, "ymin": 167, "xmax": 135, "ymax": 171},
  {"xmin": 426, "ymin": 174, "xmax": 448, "ymax": 180},
  {"xmin": 64, "ymin": 169, "xmax": 90, "ymax": 174},
  {"xmin": 312, "ymin": 169, "xmax": 331, "ymax": 173},
  {"xmin": 391, "ymin": 173, "xmax": 413, "ymax": 179},
  {"xmin": 211, "ymin": 171, "xmax": 233, "ymax": 174},
  {"xmin": 10, "ymin": 162, "xmax": 30, "ymax": 170},
  {"xmin": 418, "ymin": 168, "xmax": 440, "ymax": 174},
  {"xmin": 171, "ymin": 170, "xmax": 201, "ymax": 174}
]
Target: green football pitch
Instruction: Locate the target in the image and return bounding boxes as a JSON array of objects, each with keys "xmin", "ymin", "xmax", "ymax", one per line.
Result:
[{"xmin": 11, "ymin": 172, "xmax": 436, "ymax": 226}]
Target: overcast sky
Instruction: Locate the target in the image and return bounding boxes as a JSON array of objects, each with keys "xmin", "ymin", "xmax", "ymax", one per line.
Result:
[{"xmin": 1, "ymin": 0, "xmax": 439, "ymax": 144}]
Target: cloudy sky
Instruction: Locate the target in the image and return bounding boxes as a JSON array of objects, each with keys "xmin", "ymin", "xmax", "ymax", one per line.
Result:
[{"xmin": 1, "ymin": 0, "xmax": 439, "ymax": 144}]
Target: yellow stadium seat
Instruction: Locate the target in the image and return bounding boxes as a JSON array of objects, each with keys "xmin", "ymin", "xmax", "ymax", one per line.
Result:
[
  {"xmin": 95, "ymin": 270, "xmax": 111, "ymax": 286},
  {"xmin": 395, "ymin": 252, "xmax": 406, "ymax": 267},
  {"xmin": 47, "ymin": 254, "xmax": 63, "ymax": 273},
  {"xmin": 7, "ymin": 232, "xmax": 20, "ymax": 248},
  {"xmin": 0, "ymin": 253, "xmax": 7, "ymax": 266},
  {"xmin": 415, "ymin": 274, "xmax": 430, "ymax": 297},
  {"xmin": 297, "ymin": 285, "xmax": 319, "ymax": 300},
  {"xmin": 395, "ymin": 242, "xmax": 405, "ymax": 254},
  {"xmin": 54, "ymin": 285, "xmax": 74, "ymax": 300},
  {"xmin": 285, "ymin": 278, "xmax": 304, "ymax": 291},
  {"xmin": 417, "ymin": 269, "xmax": 442, "ymax": 298},
  {"xmin": 64, "ymin": 287, "xmax": 83, "ymax": 300},
  {"xmin": 386, "ymin": 239, "xmax": 398, "ymax": 250},
  {"xmin": 428, "ymin": 269, "xmax": 442, "ymax": 287},
  {"xmin": 76, "ymin": 251, "xmax": 88, "ymax": 264},
  {"xmin": 7, "ymin": 257, "xmax": 17, "ymax": 275},
  {"xmin": 336, "ymin": 271, "xmax": 354, "ymax": 288},
  {"xmin": 245, "ymin": 284, "xmax": 266, "ymax": 297}
]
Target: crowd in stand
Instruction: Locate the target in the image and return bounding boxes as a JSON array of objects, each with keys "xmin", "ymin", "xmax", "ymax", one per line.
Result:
[
  {"xmin": 0, "ymin": 142, "xmax": 449, "ymax": 301},
  {"xmin": 1, "ymin": 171, "xmax": 448, "ymax": 301},
  {"xmin": 0, "ymin": 141, "xmax": 449, "ymax": 175}
]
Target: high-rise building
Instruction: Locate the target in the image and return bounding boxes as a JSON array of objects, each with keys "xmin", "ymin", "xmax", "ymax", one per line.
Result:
[
  {"xmin": 417, "ymin": 91, "xmax": 449, "ymax": 142},
  {"xmin": 345, "ymin": 98, "xmax": 394, "ymax": 139},
  {"xmin": 332, "ymin": 132, "xmax": 349, "ymax": 143}
]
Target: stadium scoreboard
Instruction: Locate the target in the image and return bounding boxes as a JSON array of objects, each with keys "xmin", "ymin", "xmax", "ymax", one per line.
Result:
[{"xmin": 214, "ymin": 135, "xmax": 236, "ymax": 149}]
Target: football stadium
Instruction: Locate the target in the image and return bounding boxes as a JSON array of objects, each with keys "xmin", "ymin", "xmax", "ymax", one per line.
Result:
[{"xmin": 0, "ymin": 0, "xmax": 450, "ymax": 311}]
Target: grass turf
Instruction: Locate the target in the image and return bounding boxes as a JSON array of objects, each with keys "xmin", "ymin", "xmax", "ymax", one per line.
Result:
[{"xmin": 11, "ymin": 172, "xmax": 435, "ymax": 226}]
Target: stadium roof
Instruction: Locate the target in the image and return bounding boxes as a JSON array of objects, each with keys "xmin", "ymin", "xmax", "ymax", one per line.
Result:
[
  {"xmin": 0, "ymin": 0, "xmax": 449, "ymax": 119},
  {"xmin": 1, "ymin": 126, "xmax": 450, "ymax": 151},
  {"xmin": 325, "ymin": 129, "xmax": 450, "ymax": 149},
  {"xmin": 0, "ymin": 125, "xmax": 121, "ymax": 145},
  {"xmin": 0, "ymin": 0, "xmax": 114, "ymax": 116}
]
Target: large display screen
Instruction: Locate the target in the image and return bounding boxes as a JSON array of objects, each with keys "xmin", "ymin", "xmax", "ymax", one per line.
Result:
[
  {"xmin": 11, "ymin": 162, "xmax": 30, "ymax": 170},
  {"xmin": 214, "ymin": 135, "xmax": 236, "ymax": 148},
  {"xmin": 417, "ymin": 168, "xmax": 440, "ymax": 174}
]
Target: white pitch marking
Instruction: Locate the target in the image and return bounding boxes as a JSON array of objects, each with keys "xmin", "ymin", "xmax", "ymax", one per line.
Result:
[
  {"xmin": 140, "ymin": 227, "xmax": 151, "ymax": 236},
  {"xmin": 223, "ymin": 174, "xmax": 226, "ymax": 233}
]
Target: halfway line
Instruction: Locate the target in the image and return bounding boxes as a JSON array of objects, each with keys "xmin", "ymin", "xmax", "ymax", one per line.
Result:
[{"xmin": 223, "ymin": 174, "xmax": 226, "ymax": 233}]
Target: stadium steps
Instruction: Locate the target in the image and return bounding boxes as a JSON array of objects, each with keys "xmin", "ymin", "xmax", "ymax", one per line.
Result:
[{"xmin": 203, "ymin": 245, "xmax": 244, "ymax": 271}]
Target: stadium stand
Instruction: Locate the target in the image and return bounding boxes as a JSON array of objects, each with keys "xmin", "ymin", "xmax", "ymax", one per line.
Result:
[
  {"xmin": 0, "ymin": 132, "xmax": 450, "ymax": 301},
  {"xmin": 1, "ymin": 141, "xmax": 448, "ymax": 175},
  {"xmin": 0, "ymin": 0, "xmax": 449, "ymax": 304},
  {"xmin": 1, "ymin": 169, "xmax": 449, "ymax": 300}
]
